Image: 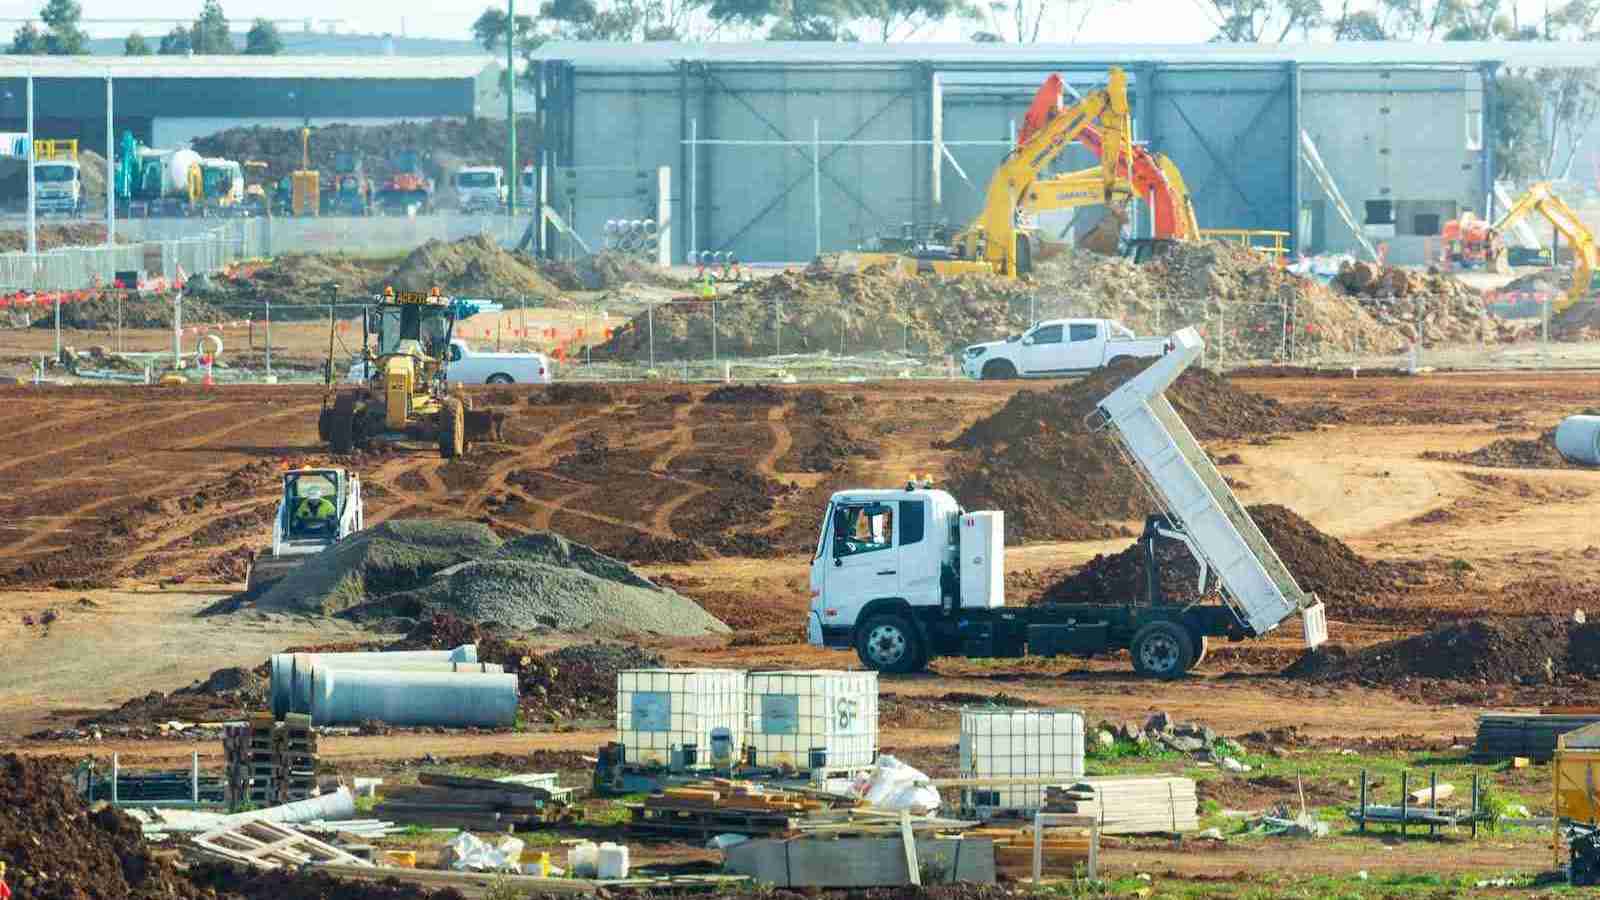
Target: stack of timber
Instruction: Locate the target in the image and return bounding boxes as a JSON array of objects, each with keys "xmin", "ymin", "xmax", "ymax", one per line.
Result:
[
  {"xmin": 967, "ymin": 824, "xmax": 1095, "ymax": 876},
  {"xmin": 1044, "ymin": 777, "xmax": 1198, "ymax": 834},
  {"xmin": 1472, "ymin": 711, "xmax": 1600, "ymax": 762},
  {"xmin": 628, "ymin": 781, "xmax": 827, "ymax": 839},
  {"xmin": 373, "ymin": 772, "xmax": 575, "ymax": 832}
]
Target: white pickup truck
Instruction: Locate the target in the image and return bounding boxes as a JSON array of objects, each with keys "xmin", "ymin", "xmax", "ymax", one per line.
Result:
[
  {"xmin": 960, "ymin": 317, "xmax": 1169, "ymax": 380},
  {"xmin": 347, "ymin": 338, "xmax": 552, "ymax": 385}
]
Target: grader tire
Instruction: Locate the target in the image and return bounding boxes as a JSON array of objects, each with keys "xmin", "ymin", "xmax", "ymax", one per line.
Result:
[
  {"xmin": 329, "ymin": 395, "xmax": 359, "ymax": 454},
  {"xmin": 439, "ymin": 398, "xmax": 466, "ymax": 459},
  {"xmin": 317, "ymin": 408, "xmax": 333, "ymax": 442}
]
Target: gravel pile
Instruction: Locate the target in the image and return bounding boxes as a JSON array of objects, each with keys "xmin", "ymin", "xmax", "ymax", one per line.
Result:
[
  {"xmin": 495, "ymin": 531, "xmax": 658, "ymax": 589},
  {"xmin": 257, "ymin": 520, "xmax": 503, "ymax": 614},
  {"xmin": 396, "ymin": 559, "xmax": 728, "ymax": 637}
]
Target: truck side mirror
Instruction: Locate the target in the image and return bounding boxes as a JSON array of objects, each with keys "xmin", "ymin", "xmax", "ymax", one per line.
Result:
[{"xmin": 1021, "ymin": 335, "xmax": 1034, "ymax": 346}]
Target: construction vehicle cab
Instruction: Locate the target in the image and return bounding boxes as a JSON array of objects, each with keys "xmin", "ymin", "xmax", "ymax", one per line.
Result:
[
  {"xmin": 33, "ymin": 139, "xmax": 82, "ymax": 215},
  {"xmin": 245, "ymin": 467, "xmax": 364, "ymax": 594},
  {"xmin": 319, "ymin": 285, "xmax": 487, "ymax": 458}
]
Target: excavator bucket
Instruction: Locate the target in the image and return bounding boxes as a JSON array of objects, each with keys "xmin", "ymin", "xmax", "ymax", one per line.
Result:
[{"xmin": 1076, "ymin": 207, "xmax": 1128, "ymax": 256}]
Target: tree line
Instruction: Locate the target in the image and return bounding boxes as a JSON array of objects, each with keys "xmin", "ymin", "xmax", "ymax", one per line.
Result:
[{"xmin": 7, "ymin": 0, "xmax": 284, "ymax": 55}]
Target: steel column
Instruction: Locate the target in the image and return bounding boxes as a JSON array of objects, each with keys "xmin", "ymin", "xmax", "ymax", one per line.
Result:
[
  {"xmin": 678, "ymin": 61, "xmax": 689, "ymax": 263},
  {"xmin": 1480, "ymin": 62, "xmax": 1498, "ymax": 220},
  {"xmin": 1137, "ymin": 63, "xmax": 1158, "ymax": 239},
  {"xmin": 1287, "ymin": 62, "xmax": 1302, "ymax": 252}
]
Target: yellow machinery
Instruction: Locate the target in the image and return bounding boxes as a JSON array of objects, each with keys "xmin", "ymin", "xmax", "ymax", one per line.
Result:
[
  {"xmin": 1490, "ymin": 183, "xmax": 1596, "ymax": 316},
  {"xmin": 34, "ymin": 138, "xmax": 76, "ymax": 161},
  {"xmin": 291, "ymin": 127, "xmax": 320, "ymax": 217},
  {"xmin": 840, "ymin": 67, "xmax": 1134, "ymax": 278},
  {"xmin": 1554, "ymin": 721, "xmax": 1600, "ymax": 879},
  {"xmin": 319, "ymin": 286, "xmax": 489, "ymax": 458}
]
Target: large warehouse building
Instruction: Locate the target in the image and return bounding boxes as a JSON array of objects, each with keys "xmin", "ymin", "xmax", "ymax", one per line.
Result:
[
  {"xmin": 0, "ymin": 56, "xmax": 499, "ymax": 150},
  {"xmin": 528, "ymin": 41, "xmax": 1598, "ymax": 264}
]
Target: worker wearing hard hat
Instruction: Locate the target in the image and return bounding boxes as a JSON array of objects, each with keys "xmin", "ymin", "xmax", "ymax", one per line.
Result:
[{"xmin": 293, "ymin": 485, "xmax": 337, "ymax": 535}]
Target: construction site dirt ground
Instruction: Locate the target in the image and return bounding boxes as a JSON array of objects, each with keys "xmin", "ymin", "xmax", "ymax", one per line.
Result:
[{"xmin": 0, "ymin": 371, "xmax": 1597, "ymax": 889}]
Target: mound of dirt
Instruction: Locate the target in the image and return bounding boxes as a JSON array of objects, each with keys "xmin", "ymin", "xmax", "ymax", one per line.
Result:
[
  {"xmin": 1037, "ymin": 504, "xmax": 1401, "ymax": 606},
  {"xmin": 538, "ymin": 251, "xmax": 689, "ymax": 291},
  {"xmin": 1423, "ymin": 422, "xmax": 1583, "ymax": 469},
  {"xmin": 30, "ymin": 294, "xmax": 228, "ymax": 331},
  {"xmin": 80, "ymin": 663, "xmax": 269, "ymax": 728},
  {"xmin": 258, "ymin": 519, "xmax": 502, "ymax": 615},
  {"xmin": 517, "ymin": 642, "xmax": 667, "ymax": 720},
  {"xmin": 1329, "ymin": 260, "xmax": 1526, "ymax": 344},
  {"xmin": 1287, "ymin": 615, "xmax": 1600, "ymax": 684},
  {"xmin": 944, "ymin": 358, "xmax": 1320, "ymax": 543},
  {"xmin": 193, "ymin": 253, "xmax": 389, "ymax": 309},
  {"xmin": 383, "ymin": 235, "xmax": 559, "ymax": 300},
  {"xmin": 0, "ymin": 754, "xmax": 205, "ymax": 900},
  {"xmin": 494, "ymin": 530, "xmax": 658, "ymax": 589},
  {"xmin": 705, "ymin": 383, "xmax": 786, "ymax": 405},
  {"xmin": 528, "ymin": 383, "xmax": 614, "ymax": 405},
  {"xmin": 0, "ymin": 222, "xmax": 125, "ymax": 251}
]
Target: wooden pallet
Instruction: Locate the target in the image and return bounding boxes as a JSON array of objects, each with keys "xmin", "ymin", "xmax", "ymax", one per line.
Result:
[
  {"xmin": 628, "ymin": 802, "xmax": 797, "ymax": 838},
  {"xmin": 191, "ymin": 819, "xmax": 373, "ymax": 870}
]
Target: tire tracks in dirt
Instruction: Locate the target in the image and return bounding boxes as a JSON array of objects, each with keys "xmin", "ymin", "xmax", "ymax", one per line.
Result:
[
  {"xmin": 112, "ymin": 496, "xmax": 282, "ymax": 578},
  {"xmin": 0, "ymin": 403, "xmax": 217, "ymax": 476},
  {"xmin": 757, "ymin": 404, "xmax": 793, "ymax": 477}
]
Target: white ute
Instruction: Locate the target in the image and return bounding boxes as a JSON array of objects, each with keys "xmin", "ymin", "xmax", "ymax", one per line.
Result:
[
  {"xmin": 348, "ymin": 337, "xmax": 552, "ymax": 385},
  {"xmin": 962, "ymin": 317, "xmax": 1169, "ymax": 380}
]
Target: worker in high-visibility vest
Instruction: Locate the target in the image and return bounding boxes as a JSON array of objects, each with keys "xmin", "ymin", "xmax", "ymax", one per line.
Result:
[{"xmin": 699, "ymin": 271, "xmax": 716, "ymax": 299}]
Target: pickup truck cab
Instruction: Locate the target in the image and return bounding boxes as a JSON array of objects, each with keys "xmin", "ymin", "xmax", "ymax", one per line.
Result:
[
  {"xmin": 347, "ymin": 338, "xmax": 552, "ymax": 385},
  {"xmin": 961, "ymin": 317, "xmax": 1168, "ymax": 380}
]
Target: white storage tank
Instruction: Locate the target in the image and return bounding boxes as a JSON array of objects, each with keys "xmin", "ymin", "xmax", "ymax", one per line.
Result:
[
  {"xmin": 958, "ymin": 707, "xmax": 1085, "ymax": 811},
  {"xmin": 1556, "ymin": 415, "xmax": 1600, "ymax": 466},
  {"xmin": 746, "ymin": 670, "xmax": 878, "ymax": 772},
  {"xmin": 616, "ymin": 668, "xmax": 744, "ymax": 767}
]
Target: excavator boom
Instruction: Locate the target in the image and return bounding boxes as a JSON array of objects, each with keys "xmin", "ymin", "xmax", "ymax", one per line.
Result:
[{"xmin": 1492, "ymin": 183, "xmax": 1596, "ymax": 315}]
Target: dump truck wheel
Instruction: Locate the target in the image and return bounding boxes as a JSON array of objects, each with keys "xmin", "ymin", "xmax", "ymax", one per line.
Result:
[
  {"xmin": 1131, "ymin": 621, "xmax": 1195, "ymax": 680},
  {"xmin": 981, "ymin": 360, "xmax": 1017, "ymax": 381},
  {"xmin": 439, "ymin": 398, "xmax": 466, "ymax": 459},
  {"xmin": 855, "ymin": 614, "xmax": 925, "ymax": 674},
  {"xmin": 329, "ymin": 395, "xmax": 359, "ymax": 454}
]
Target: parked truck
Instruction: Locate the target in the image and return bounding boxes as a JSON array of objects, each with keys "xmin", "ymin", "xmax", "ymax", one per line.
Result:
[
  {"xmin": 808, "ymin": 327, "xmax": 1327, "ymax": 678},
  {"xmin": 961, "ymin": 317, "xmax": 1169, "ymax": 380},
  {"xmin": 199, "ymin": 157, "xmax": 245, "ymax": 214},
  {"xmin": 115, "ymin": 132, "xmax": 202, "ymax": 217},
  {"xmin": 346, "ymin": 337, "xmax": 551, "ymax": 385},
  {"xmin": 33, "ymin": 139, "xmax": 83, "ymax": 215},
  {"xmin": 454, "ymin": 165, "xmax": 507, "ymax": 213}
]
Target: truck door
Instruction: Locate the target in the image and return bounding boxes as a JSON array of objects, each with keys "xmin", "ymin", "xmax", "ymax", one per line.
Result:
[
  {"xmin": 1020, "ymin": 323, "xmax": 1065, "ymax": 374},
  {"xmin": 824, "ymin": 501, "xmax": 900, "ymax": 625},
  {"xmin": 1062, "ymin": 321, "xmax": 1104, "ymax": 371}
]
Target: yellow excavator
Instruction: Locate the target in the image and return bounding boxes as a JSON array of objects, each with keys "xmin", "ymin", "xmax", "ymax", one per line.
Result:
[
  {"xmin": 1488, "ymin": 183, "xmax": 1596, "ymax": 316},
  {"xmin": 829, "ymin": 67, "xmax": 1135, "ymax": 279}
]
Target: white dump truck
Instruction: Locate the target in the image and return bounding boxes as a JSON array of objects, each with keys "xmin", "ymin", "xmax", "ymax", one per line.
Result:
[
  {"xmin": 961, "ymin": 317, "xmax": 1169, "ymax": 380},
  {"xmin": 809, "ymin": 326, "xmax": 1327, "ymax": 678},
  {"xmin": 454, "ymin": 165, "xmax": 507, "ymax": 213}
]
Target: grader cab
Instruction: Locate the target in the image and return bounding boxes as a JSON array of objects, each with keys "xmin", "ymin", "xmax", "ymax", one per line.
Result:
[{"xmin": 318, "ymin": 285, "xmax": 488, "ymax": 458}]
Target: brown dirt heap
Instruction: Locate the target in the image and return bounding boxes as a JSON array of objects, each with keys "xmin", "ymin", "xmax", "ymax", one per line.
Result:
[
  {"xmin": 943, "ymin": 357, "xmax": 1319, "ymax": 542},
  {"xmin": 383, "ymin": 235, "xmax": 559, "ymax": 299},
  {"xmin": 538, "ymin": 251, "xmax": 689, "ymax": 291},
  {"xmin": 1423, "ymin": 423, "xmax": 1578, "ymax": 469},
  {"xmin": 1331, "ymin": 259, "xmax": 1526, "ymax": 345},
  {"xmin": 194, "ymin": 253, "xmax": 390, "ymax": 309},
  {"xmin": 1037, "ymin": 504, "xmax": 1403, "ymax": 605},
  {"xmin": 1286, "ymin": 615, "xmax": 1600, "ymax": 685}
]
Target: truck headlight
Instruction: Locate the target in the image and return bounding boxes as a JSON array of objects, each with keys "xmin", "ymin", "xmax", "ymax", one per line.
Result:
[{"xmin": 965, "ymin": 346, "xmax": 986, "ymax": 358}]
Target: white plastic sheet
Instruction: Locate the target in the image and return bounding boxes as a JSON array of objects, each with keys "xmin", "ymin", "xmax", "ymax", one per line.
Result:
[
  {"xmin": 445, "ymin": 832, "xmax": 524, "ymax": 872},
  {"xmin": 856, "ymin": 754, "xmax": 939, "ymax": 814}
]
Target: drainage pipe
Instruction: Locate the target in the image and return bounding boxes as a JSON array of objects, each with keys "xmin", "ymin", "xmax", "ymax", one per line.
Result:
[
  {"xmin": 290, "ymin": 658, "xmax": 503, "ymax": 715},
  {"xmin": 1556, "ymin": 415, "xmax": 1600, "ymax": 466},
  {"xmin": 310, "ymin": 668, "xmax": 519, "ymax": 728},
  {"xmin": 270, "ymin": 645, "xmax": 477, "ymax": 717}
]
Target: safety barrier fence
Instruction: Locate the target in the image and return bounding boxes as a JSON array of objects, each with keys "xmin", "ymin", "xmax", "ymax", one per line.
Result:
[{"xmin": 7, "ymin": 288, "xmax": 1600, "ymax": 383}]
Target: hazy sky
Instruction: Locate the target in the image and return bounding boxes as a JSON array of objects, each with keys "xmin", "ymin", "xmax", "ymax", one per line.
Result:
[{"xmin": 0, "ymin": 0, "xmax": 1561, "ymax": 45}]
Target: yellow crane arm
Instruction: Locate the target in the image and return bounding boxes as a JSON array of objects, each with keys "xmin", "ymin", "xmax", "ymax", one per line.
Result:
[
  {"xmin": 958, "ymin": 67, "xmax": 1133, "ymax": 275},
  {"xmin": 1494, "ymin": 182, "xmax": 1596, "ymax": 315}
]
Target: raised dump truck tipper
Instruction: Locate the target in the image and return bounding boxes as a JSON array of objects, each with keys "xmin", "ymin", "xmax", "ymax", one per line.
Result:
[{"xmin": 806, "ymin": 326, "xmax": 1328, "ymax": 678}]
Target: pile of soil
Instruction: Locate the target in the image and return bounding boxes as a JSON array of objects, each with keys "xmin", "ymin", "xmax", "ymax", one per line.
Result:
[
  {"xmin": 79, "ymin": 665, "xmax": 267, "ymax": 728},
  {"xmin": 1286, "ymin": 615, "xmax": 1600, "ymax": 684},
  {"xmin": 705, "ymin": 383, "xmax": 786, "ymax": 405},
  {"xmin": 192, "ymin": 253, "xmax": 391, "ymax": 309},
  {"xmin": 538, "ymin": 251, "xmax": 689, "ymax": 291},
  {"xmin": 0, "ymin": 754, "xmax": 205, "ymax": 899},
  {"xmin": 1037, "ymin": 504, "xmax": 1403, "ymax": 606},
  {"xmin": 1424, "ymin": 434, "xmax": 1574, "ymax": 469},
  {"xmin": 1331, "ymin": 260, "xmax": 1525, "ymax": 344},
  {"xmin": 30, "ymin": 294, "xmax": 228, "ymax": 331},
  {"xmin": 191, "ymin": 117, "xmax": 535, "ymax": 202},
  {"xmin": 943, "ymin": 358, "xmax": 1320, "ymax": 543},
  {"xmin": 528, "ymin": 383, "xmax": 614, "ymax": 405},
  {"xmin": 591, "ymin": 268, "xmax": 1034, "ymax": 361},
  {"xmin": 0, "ymin": 222, "xmax": 124, "ymax": 252},
  {"xmin": 1030, "ymin": 243, "xmax": 1412, "ymax": 357},
  {"xmin": 383, "ymin": 235, "xmax": 559, "ymax": 300}
]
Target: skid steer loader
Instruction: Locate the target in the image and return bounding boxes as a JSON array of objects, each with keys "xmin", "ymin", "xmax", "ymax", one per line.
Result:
[
  {"xmin": 318, "ymin": 285, "xmax": 491, "ymax": 458},
  {"xmin": 244, "ymin": 467, "xmax": 364, "ymax": 595}
]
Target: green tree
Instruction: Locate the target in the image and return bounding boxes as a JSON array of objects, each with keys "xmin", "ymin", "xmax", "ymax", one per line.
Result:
[
  {"xmin": 124, "ymin": 31, "xmax": 151, "ymax": 54},
  {"xmin": 855, "ymin": 0, "xmax": 977, "ymax": 40},
  {"xmin": 244, "ymin": 18, "xmax": 282, "ymax": 54},
  {"xmin": 7, "ymin": 20, "xmax": 43, "ymax": 53},
  {"xmin": 190, "ymin": 0, "xmax": 234, "ymax": 53},
  {"xmin": 708, "ymin": 0, "xmax": 859, "ymax": 39},
  {"xmin": 1493, "ymin": 73, "xmax": 1544, "ymax": 183},
  {"xmin": 471, "ymin": 7, "xmax": 538, "ymax": 49},
  {"xmin": 1202, "ymin": 0, "xmax": 1323, "ymax": 40},
  {"xmin": 38, "ymin": 0, "xmax": 87, "ymax": 53},
  {"xmin": 158, "ymin": 24, "xmax": 192, "ymax": 54}
]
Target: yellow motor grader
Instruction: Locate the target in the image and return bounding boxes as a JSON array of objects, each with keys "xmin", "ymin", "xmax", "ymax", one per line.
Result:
[{"xmin": 318, "ymin": 285, "xmax": 486, "ymax": 458}]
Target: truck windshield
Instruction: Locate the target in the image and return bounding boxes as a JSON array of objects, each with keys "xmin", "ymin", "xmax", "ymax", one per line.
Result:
[
  {"xmin": 376, "ymin": 304, "xmax": 453, "ymax": 356},
  {"xmin": 456, "ymin": 172, "xmax": 498, "ymax": 188},
  {"xmin": 35, "ymin": 164, "xmax": 75, "ymax": 183},
  {"xmin": 202, "ymin": 168, "xmax": 232, "ymax": 194}
]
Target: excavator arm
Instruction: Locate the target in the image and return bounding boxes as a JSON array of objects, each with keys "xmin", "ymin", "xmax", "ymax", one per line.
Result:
[
  {"xmin": 955, "ymin": 67, "xmax": 1133, "ymax": 276},
  {"xmin": 1493, "ymin": 183, "xmax": 1597, "ymax": 315}
]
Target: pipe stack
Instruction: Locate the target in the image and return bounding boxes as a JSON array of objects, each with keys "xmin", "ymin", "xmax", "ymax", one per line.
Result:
[{"xmin": 266, "ymin": 644, "xmax": 518, "ymax": 728}]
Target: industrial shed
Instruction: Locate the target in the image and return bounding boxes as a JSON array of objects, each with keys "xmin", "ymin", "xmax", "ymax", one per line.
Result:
[
  {"xmin": 527, "ymin": 41, "xmax": 1597, "ymax": 263},
  {"xmin": 0, "ymin": 56, "xmax": 498, "ymax": 150}
]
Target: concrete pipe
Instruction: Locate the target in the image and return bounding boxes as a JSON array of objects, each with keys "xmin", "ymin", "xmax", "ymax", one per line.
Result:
[
  {"xmin": 270, "ymin": 645, "xmax": 477, "ymax": 717},
  {"xmin": 291, "ymin": 659, "xmax": 503, "ymax": 715},
  {"xmin": 310, "ymin": 668, "xmax": 519, "ymax": 727},
  {"xmin": 218, "ymin": 786, "xmax": 356, "ymax": 826},
  {"xmin": 642, "ymin": 219, "xmax": 658, "ymax": 238},
  {"xmin": 1556, "ymin": 415, "xmax": 1600, "ymax": 466}
]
